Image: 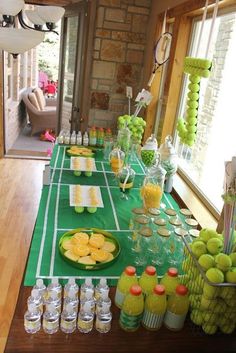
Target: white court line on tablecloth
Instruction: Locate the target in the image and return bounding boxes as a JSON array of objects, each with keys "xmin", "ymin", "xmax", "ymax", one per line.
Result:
[
  {"xmin": 50, "ymin": 182, "xmax": 141, "ymax": 190},
  {"xmin": 36, "ymin": 145, "xmax": 61, "ymax": 278},
  {"xmin": 37, "ymin": 275, "xmax": 120, "ymax": 280},
  {"xmin": 57, "ymin": 228, "xmax": 131, "ymax": 232},
  {"xmin": 52, "ymin": 167, "xmax": 143, "ymax": 176},
  {"xmin": 49, "ymin": 148, "xmax": 66, "ymax": 276},
  {"xmin": 135, "ymin": 154, "xmax": 145, "ymax": 174},
  {"xmin": 101, "ymin": 162, "xmax": 120, "ymax": 231},
  {"xmin": 163, "ymin": 192, "xmax": 174, "ymax": 209}
]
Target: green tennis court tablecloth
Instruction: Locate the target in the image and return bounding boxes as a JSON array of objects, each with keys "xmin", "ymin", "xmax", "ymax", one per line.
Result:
[{"xmin": 24, "ymin": 145, "xmax": 185, "ymax": 286}]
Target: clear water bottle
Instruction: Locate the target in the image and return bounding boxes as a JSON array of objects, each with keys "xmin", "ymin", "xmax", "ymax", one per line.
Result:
[
  {"xmin": 57, "ymin": 130, "xmax": 64, "ymax": 144},
  {"xmin": 60, "ymin": 303, "xmax": 77, "ymax": 334},
  {"xmin": 63, "ymin": 288, "xmax": 79, "ymax": 313},
  {"xmin": 80, "ymin": 291, "xmax": 95, "ymax": 313},
  {"xmin": 45, "ymin": 290, "xmax": 61, "ymax": 314},
  {"xmin": 77, "ymin": 302, "xmax": 94, "ymax": 333},
  {"xmin": 83, "ymin": 131, "xmax": 89, "ymax": 146},
  {"xmin": 77, "ymin": 131, "xmax": 82, "ymax": 145},
  {"xmin": 33, "ymin": 279, "xmax": 47, "ymax": 303},
  {"xmin": 95, "ymin": 302, "xmax": 112, "ymax": 333},
  {"xmin": 47, "ymin": 278, "xmax": 62, "ymax": 299},
  {"xmin": 27, "ymin": 289, "xmax": 43, "ymax": 314},
  {"xmin": 64, "ymin": 131, "xmax": 70, "ymax": 145},
  {"xmin": 96, "ymin": 290, "xmax": 111, "ymax": 315},
  {"xmin": 70, "ymin": 131, "xmax": 76, "ymax": 145},
  {"xmin": 80, "ymin": 278, "xmax": 94, "ymax": 301},
  {"xmin": 43, "ymin": 303, "xmax": 59, "ymax": 334},
  {"xmin": 24, "ymin": 303, "xmax": 41, "ymax": 334},
  {"xmin": 64, "ymin": 278, "xmax": 79, "ymax": 299},
  {"xmin": 95, "ymin": 278, "xmax": 109, "ymax": 301}
]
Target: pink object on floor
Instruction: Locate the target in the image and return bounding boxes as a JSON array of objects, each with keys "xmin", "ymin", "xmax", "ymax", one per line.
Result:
[{"xmin": 44, "ymin": 130, "xmax": 56, "ymax": 142}]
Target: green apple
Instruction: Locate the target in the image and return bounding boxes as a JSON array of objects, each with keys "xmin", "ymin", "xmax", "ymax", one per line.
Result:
[
  {"xmin": 192, "ymin": 241, "xmax": 207, "ymax": 259},
  {"xmin": 202, "ymin": 323, "xmax": 218, "ymax": 335},
  {"xmin": 87, "ymin": 207, "xmax": 97, "ymax": 214},
  {"xmin": 206, "ymin": 268, "xmax": 224, "ymax": 283},
  {"xmin": 84, "ymin": 171, "xmax": 92, "ymax": 177},
  {"xmin": 215, "ymin": 253, "xmax": 232, "ymax": 272},
  {"xmin": 198, "ymin": 254, "xmax": 215, "ymax": 271},
  {"xmin": 229, "ymin": 253, "xmax": 236, "ymax": 266},
  {"xmin": 74, "ymin": 206, "xmax": 84, "ymax": 213},
  {"xmin": 74, "ymin": 171, "xmax": 81, "ymax": 176},
  {"xmin": 219, "ymin": 323, "xmax": 235, "ymax": 334},
  {"xmin": 190, "ymin": 310, "xmax": 203, "ymax": 326},
  {"xmin": 225, "ymin": 267, "xmax": 236, "ymax": 283},
  {"xmin": 207, "ymin": 238, "xmax": 223, "ymax": 255}
]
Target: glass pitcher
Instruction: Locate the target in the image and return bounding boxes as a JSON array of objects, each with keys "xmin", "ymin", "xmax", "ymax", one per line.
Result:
[
  {"xmin": 141, "ymin": 134, "xmax": 158, "ymax": 168},
  {"xmin": 140, "ymin": 157, "xmax": 166, "ymax": 211},
  {"xmin": 118, "ymin": 164, "xmax": 136, "ymax": 200},
  {"xmin": 109, "ymin": 147, "xmax": 125, "ymax": 175},
  {"xmin": 117, "ymin": 126, "xmax": 131, "ymax": 158}
]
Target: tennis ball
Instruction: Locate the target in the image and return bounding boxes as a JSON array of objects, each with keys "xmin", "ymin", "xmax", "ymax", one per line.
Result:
[
  {"xmin": 186, "ymin": 133, "xmax": 196, "ymax": 141},
  {"xmin": 188, "ymin": 83, "xmax": 200, "ymax": 92},
  {"xmin": 206, "ymin": 268, "xmax": 224, "ymax": 283},
  {"xmin": 225, "ymin": 267, "xmax": 236, "ymax": 283},
  {"xmin": 84, "ymin": 171, "xmax": 92, "ymax": 177},
  {"xmin": 186, "ymin": 117, "xmax": 197, "ymax": 125},
  {"xmin": 224, "ymin": 296, "xmax": 236, "ymax": 307},
  {"xmin": 190, "ymin": 310, "xmax": 203, "ymax": 326},
  {"xmin": 203, "ymin": 283, "xmax": 219, "ymax": 299},
  {"xmin": 220, "ymin": 286, "xmax": 235, "ymax": 300},
  {"xmin": 189, "ymin": 75, "xmax": 200, "ymax": 83},
  {"xmin": 74, "ymin": 171, "xmax": 82, "ymax": 176},
  {"xmin": 192, "ymin": 241, "xmax": 207, "ymax": 259},
  {"xmin": 215, "ymin": 253, "xmax": 232, "ymax": 272},
  {"xmin": 202, "ymin": 69, "xmax": 210, "ymax": 78},
  {"xmin": 207, "ymin": 238, "xmax": 223, "ymax": 255},
  {"xmin": 198, "ymin": 254, "xmax": 215, "ymax": 271},
  {"xmin": 202, "ymin": 311, "xmax": 218, "ymax": 325},
  {"xmin": 202, "ymin": 323, "xmax": 217, "ymax": 335},
  {"xmin": 229, "ymin": 253, "xmax": 236, "ymax": 266},
  {"xmin": 200, "ymin": 296, "xmax": 217, "ymax": 310},
  {"xmin": 74, "ymin": 206, "xmax": 84, "ymax": 213},
  {"xmin": 219, "ymin": 323, "xmax": 235, "ymax": 334},
  {"xmin": 187, "ymin": 108, "xmax": 198, "ymax": 117},
  {"xmin": 199, "ymin": 229, "xmax": 219, "ymax": 243},
  {"xmin": 186, "ymin": 124, "xmax": 197, "ymax": 133},
  {"xmin": 187, "ymin": 92, "xmax": 199, "ymax": 100},
  {"xmin": 187, "ymin": 100, "xmax": 199, "ymax": 109},
  {"xmin": 87, "ymin": 207, "xmax": 97, "ymax": 214}
]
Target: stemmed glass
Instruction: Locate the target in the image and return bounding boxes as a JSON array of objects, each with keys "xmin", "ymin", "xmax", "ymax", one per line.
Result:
[{"xmin": 118, "ymin": 164, "xmax": 135, "ymax": 201}]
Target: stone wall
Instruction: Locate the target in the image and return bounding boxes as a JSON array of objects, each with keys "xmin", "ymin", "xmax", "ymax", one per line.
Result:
[{"xmin": 88, "ymin": 0, "xmax": 151, "ymax": 130}]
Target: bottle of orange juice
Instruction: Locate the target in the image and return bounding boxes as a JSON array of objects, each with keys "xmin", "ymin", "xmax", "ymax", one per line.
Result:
[
  {"xmin": 142, "ymin": 284, "xmax": 167, "ymax": 330},
  {"xmin": 119, "ymin": 285, "xmax": 144, "ymax": 332},
  {"xmin": 160, "ymin": 268, "xmax": 179, "ymax": 296},
  {"xmin": 139, "ymin": 266, "xmax": 158, "ymax": 297},
  {"xmin": 114, "ymin": 266, "xmax": 138, "ymax": 309},
  {"xmin": 164, "ymin": 284, "xmax": 189, "ymax": 331}
]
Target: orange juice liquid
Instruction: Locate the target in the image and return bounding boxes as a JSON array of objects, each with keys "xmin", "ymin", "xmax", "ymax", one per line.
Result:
[
  {"xmin": 141, "ymin": 183, "xmax": 162, "ymax": 209},
  {"xmin": 110, "ymin": 156, "xmax": 124, "ymax": 174}
]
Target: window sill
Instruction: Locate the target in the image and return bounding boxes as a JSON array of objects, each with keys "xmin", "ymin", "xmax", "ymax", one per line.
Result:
[{"xmin": 172, "ymin": 173, "xmax": 218, "ymax": 230}]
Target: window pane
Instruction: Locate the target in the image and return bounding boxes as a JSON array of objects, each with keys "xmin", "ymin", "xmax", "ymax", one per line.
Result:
[{"xmin": 175, "ymin": 11, "xmax": 236, "ymax": 213}]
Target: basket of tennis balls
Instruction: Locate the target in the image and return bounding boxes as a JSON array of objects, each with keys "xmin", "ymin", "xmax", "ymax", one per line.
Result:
[{"xmin": 181, "ymin": 228, "xmax": 236, "ymax": 335}]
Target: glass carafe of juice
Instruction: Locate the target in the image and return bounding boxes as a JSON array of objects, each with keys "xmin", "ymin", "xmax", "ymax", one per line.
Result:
[
  {"xmin": 140, "ymin": 157, "xmax": 166, "ymax": 211},
  {"xmin": 109, "ymin": 147, "xmax": 125, "ymax": 175}
]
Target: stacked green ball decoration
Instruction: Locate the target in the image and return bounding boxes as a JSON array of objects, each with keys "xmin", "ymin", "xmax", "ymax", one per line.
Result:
[
  {"xmin": 118, "ymin": 115, "xmax": 146, "ymax": 145},
  {"xmin": 177, "ymin": 57, "xmax": 212, "ymax": 147},
  {"xmin": 75, "ymin": 206, "xmax": 97, "ymax": 213}
]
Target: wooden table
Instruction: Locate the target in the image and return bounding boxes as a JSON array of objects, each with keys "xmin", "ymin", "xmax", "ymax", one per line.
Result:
[{"xmin": 4, "ymin": 286, "xmax": 236, "ymax": 353}]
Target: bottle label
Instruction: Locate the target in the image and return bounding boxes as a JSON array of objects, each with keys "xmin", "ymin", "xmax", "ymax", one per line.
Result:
[
  {"xmin": 142, "ymin": 310, "xmax": 164, "ymax": 329},
  {"xmin": 43, "ymin": 318, "xmax": 59, "ymax": 331},
  {"xmin": 77, "ymin": 318, "xmax": 93, "ymax": 331},
  {"xmin": 164, "ymin": 311, "xmax": 186, "ymax": 330},
  {"xmin": 114, "ymin": 288, "xmax": 125, "ymax": 308},
  {"xmin": 96, "ymin": 318, "xmax": 111, "ymax": 332},
  {"xmin": 61, "ymin": 318, "xmax": 76, "ymax": 331},
  {"xmin": 24, "ymin": 318, "xmax": 40, "ymax": 330},
  {"xmin": 119, "ymin": 311, "xmax": 143, "ymax": 330}
]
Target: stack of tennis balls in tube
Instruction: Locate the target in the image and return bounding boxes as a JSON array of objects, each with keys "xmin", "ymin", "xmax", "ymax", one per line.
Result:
[
  {"xmin": 182, "ymin": 228, "xmax": 236, "ymax": 335},
  {"xmin": 177, "ymin": 57, "xmax": 212, "ymax": 147}
]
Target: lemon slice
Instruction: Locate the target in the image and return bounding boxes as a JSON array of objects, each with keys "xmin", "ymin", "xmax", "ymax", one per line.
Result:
[
  {"xmin": 73, "ymin": 232, "xmax": 89, "ymax": 245},
  {"xmin": 61, "ymin": 239, "xmax": 73, "ymax": 251},
  {"xmin": 78, "ymin": 256, "xmax": 96, "ymax": 265},
  {"xmin": 89, "ymin": 233, "xmax": 105, "ymax": 248},
  {"xmin": 91, "ymin": 249, "xmax": 109, "ymax": 262},
  {"xmin": 101, "ymin": 241, "xmax": 116, "ymax": 253},
  {"xmin": 73, "ymin": 244, "xmax": 90, "ymax": 257},
  {"xmin": 88, "ymin": 244, "xmax": 99, "ymax": 252},
  {"xmin": 64, "ymin": 250, "xmax": 80, "ymax": 262}
]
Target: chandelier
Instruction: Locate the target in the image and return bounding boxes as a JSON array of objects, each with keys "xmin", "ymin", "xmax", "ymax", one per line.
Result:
[{"xmin": 0, "ymin": 0, "xmax": 65, "ymax": 57}]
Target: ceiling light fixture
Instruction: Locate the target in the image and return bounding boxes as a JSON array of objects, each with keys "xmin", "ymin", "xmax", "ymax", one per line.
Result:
[{"xmin": 0, "ymin": 0, "xmax": 65, "ymax": 57}]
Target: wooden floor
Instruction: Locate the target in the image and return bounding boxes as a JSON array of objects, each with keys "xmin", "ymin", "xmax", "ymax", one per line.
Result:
[{"xmin": 0, "ymin": 158, "xmax": 46, "ymax": 353}]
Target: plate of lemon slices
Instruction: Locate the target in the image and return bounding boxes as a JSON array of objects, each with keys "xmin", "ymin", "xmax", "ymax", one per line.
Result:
[
  {"xmin": 66, "ymin": 146, "xmax": 95, "ymax": 157},
  {"xmin": 59, "ymin": 228, "xmax": 120, "ymax": 270}
]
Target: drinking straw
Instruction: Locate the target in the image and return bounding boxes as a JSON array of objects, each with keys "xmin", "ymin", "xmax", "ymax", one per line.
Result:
[{"xmin": 223, "ymin": 202, "xmax": 232, "ymax": 254}]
